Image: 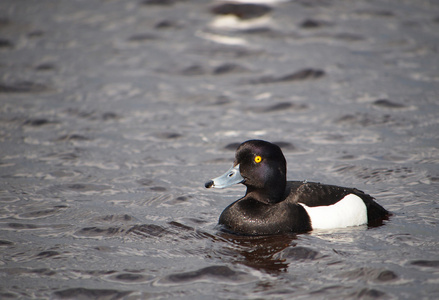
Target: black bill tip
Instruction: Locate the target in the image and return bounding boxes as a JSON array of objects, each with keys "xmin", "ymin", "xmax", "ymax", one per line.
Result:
[{"xmin": 205, "ymin": 180, "xmax": 214, "ymax": 188}]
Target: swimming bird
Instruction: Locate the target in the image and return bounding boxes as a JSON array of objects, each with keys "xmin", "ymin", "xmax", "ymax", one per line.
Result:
[{"xmin": 205, "ymin": 140, "xmax": 389, "ymax": 235}]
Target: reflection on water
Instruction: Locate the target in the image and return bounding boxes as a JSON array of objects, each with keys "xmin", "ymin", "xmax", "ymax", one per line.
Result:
[
  {"xmin": 219, "ymin": 233, "xmax": 297, "ymax": 273},
  {"xmin": 1, "ymin": 0, "xmax": 439, "ymax": 298}
]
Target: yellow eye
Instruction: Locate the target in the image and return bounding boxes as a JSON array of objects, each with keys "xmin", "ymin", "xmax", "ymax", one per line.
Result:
[{"xmin": 254, "ymin": 156, "xmax": 262, "ymax": 163}]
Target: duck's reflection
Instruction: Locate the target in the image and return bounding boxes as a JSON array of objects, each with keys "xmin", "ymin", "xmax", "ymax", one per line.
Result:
[{"xmin": 217, "ymin": 232, "xmax": 297, "ymax": 274}]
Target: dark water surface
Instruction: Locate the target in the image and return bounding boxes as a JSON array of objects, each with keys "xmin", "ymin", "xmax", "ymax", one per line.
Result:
[{"xmin": 1, "ymin": 0, "xmax": 439, "ymax": 298}]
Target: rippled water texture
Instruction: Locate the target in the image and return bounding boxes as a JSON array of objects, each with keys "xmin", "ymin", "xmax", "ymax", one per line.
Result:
[{"xmin": 1, "ymin": 0, "xmax": 439, "ymax": 299}]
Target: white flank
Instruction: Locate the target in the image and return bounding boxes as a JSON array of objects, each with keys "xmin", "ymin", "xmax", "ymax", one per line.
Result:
[
  {"xmin": 299, "ymin": 194, "xmax": 368, "ymax": 229},
  {"xmin": 210, "ymin": 15, "xmax": 271, "ymax": 31}
]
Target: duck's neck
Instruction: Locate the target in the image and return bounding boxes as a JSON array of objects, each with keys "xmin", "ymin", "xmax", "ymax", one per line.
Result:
[{"xmin": 245, "ymin": 180, "xmax": 286, "ymax": 204}]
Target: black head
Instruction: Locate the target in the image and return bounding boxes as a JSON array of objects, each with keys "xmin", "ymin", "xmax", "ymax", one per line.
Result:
[{"xmin": 234, "ymin": 140, "xmax": 287, "ymax": 203}]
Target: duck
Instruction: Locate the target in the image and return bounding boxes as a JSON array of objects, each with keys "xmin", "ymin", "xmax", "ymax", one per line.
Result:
[{"xmin": 205, "ymin": 140, "xmax": 389, "ymax": 235}]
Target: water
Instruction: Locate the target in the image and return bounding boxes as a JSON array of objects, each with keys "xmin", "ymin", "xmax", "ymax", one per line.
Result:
[{"xmin": 1, "ymin": 0, "xmax": 439, "ymax": 298}]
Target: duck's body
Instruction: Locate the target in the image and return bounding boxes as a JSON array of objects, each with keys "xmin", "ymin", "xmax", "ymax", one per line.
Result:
[{"xmin": 205, "ymin": 140, "xmax": 389, "ymax": 235}]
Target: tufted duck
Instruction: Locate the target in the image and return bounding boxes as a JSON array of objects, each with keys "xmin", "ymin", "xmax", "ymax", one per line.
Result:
[{"xmin": 205, "ymin": 140, "xmax": 389, "ymax": 235}]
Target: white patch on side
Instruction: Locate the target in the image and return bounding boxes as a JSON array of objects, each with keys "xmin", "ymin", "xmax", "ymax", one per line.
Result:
[{"xmin": 299, "ymin": 194, "xmax": 368, "ymax": 229}]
